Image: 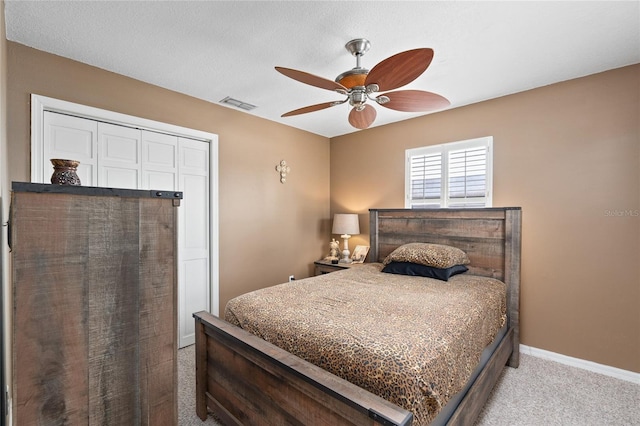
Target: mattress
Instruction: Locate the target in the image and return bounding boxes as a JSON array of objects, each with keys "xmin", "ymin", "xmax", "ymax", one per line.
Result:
[{"xmin": 225, "ymin": 263, "xmax": 507, "ymax": 425}]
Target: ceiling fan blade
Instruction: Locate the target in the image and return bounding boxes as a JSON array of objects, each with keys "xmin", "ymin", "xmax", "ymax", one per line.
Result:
[
  {"xmin": 348, "ymin": 104, "xmax": 377, "ymax": 129},
  {"xmin": 281, "ymin": 101, "xmax": 340, "ymax": 117},
  {"xmin": 378, "ymin": 90, "xmax": 450, "ymax": 112},
  {"xmin": 275, "ymin": 66, "xmax": 347, "ymax": 92},
  {"xmin": 365, "ymin": 48, "xmax": 434, "ymax": 92}
]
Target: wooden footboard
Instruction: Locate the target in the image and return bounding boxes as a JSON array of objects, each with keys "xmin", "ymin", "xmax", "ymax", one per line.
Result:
[{"xmin": 193, "ymin": 311, "xmax": 413, "ymax": 426}]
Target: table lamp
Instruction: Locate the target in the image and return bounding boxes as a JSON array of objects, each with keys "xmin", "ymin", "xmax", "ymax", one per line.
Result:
[{"xmin": 332, "ymin": 213, "xmax": 360, "ymax": 264}]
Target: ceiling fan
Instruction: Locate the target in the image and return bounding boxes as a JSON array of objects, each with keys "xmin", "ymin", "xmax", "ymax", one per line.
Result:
[{"xmin": 275, "ymin": 38, "xmax": 450, "ymax": 130}]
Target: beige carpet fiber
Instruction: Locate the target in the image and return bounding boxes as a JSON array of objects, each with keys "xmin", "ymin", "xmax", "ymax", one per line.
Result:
[
  {"xmin": 178, "ymin": 345, "xmax": 640, "ymax": 425},
  {"xmin": 178, "ymin": 344, "xmax": 221, "ymax": 426}
]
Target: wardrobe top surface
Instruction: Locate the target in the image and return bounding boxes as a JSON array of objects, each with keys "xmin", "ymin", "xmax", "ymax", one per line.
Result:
[{"xmin": 12, "ymin": 182, "xmax": 183, "ymax": 200}]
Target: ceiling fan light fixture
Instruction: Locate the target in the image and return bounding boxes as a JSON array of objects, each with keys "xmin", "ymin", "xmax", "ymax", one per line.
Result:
[
  {"xmin": 349, "ymin": 89, "xmax": 367, "ymax": 107},
  {"xmin": 335, "ymin": 68, "xmax": 368, "ymax": 89}
]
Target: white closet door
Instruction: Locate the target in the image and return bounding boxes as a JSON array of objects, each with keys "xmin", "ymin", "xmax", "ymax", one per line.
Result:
[
  {"xmin": 40, "ymin": 109, "xmax": 212, "ymax": 349},
  {"xmin": 43, "ymin": 112, "xmax": 98, "ymax": 185},
  {"xmin": 98, "ymin": 122, "xmax": 141, "ymax": 189},
  {"xmin": 178, "ymin": 137, "xmax": 210, "ymax": 348},
  {"xmin": 142, "ymin": 130, "xmax": 178, "ymax": 191}
]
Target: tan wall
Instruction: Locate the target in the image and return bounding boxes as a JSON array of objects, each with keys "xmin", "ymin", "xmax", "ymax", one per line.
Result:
[
  {"xmin": 5, "ymin": 40, "xmax": 639, "ymax": 372},
  {"xmin": 1, "ymin": 1, "xmax": 10, "ymax": 422},
  {"xmin": 331, "ymin": 64, "xmax": 640, "ymax": 372},
  {"xmin": 6, "ymin": 42, "xmax": 330, "ymax": 313}
]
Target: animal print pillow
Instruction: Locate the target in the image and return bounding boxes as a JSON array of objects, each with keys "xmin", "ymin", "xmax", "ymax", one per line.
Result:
[{"xmin": 382, "ymin": 243, "xmax": 470, "ymax": 269}]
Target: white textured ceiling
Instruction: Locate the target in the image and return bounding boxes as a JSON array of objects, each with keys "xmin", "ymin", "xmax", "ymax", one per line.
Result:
[{"xmin": 4, "ymin": 1, "xmax": 640, "ymax": 138}]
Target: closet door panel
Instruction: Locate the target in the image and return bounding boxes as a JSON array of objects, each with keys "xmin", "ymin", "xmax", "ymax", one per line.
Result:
[
  {"xmin": 178, "ymin": 138, "xmax": 210, "ymax": 347},
  {"xmin": 146, "ymin": 171, "xmax": 176, "ymax": 191},
  {"xmin": 102, "ymin": 167, "xmax": 139, "ymax": 190},
  {"xmin": 98, "ymin": 122, "xmax": 141, "ymax": 189},
  {"xmin": 43, "ymin": 111, "xmax": 98, "ymax": 185},
  {"xmin": 142, "ymin": 131, "xmax": 178, "ymax": 191}
]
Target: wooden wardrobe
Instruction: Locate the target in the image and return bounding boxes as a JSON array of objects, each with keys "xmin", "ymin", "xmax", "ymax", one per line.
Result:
[{"xmin": 10, "ymin": 182, "xmax": 181, "ymax": 425}]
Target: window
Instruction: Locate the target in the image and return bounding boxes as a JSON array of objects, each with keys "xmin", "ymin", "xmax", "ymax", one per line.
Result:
[{"xmin": 405, "ymin": 137, "xmax": 493, "ymax": 208}]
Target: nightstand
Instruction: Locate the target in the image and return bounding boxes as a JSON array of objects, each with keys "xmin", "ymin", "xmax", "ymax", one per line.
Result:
[{"xmin": 314, "ymin": 260, "xmax": 360, "ymax": 276}]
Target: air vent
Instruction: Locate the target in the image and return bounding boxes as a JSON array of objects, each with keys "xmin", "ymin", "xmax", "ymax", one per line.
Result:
[{"xmin": 219, "ymin": 96, "xmax": 257, "ymax": 111}]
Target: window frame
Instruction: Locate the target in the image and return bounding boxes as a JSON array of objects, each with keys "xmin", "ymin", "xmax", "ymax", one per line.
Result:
[{"xmin": 405, "ymin": 136, "xmax": 493, "ymax": 208}]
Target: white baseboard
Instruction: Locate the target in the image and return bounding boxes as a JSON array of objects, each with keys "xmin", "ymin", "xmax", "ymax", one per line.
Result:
[{"xmin": 520, "ymin": 344, "xmax": 640, "ymax": 385}]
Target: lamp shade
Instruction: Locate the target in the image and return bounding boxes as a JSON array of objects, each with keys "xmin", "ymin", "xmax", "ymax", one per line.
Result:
[{"xmin": 332, "ymin": 213, "xmax": 360, "ymax": 235}]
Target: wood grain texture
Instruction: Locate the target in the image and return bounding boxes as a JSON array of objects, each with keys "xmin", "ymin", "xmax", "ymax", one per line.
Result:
[
  {"xmin": 12, "ymin": 194, "xmax": 90, "ymax": 425},
  {"xmin": 348, "ymin": 104, "xmax": 377, "ymax": 129},
  {"xmin": 195, "ymin": 207, "xmax": 521, "ymax": 426},
  {"xmin": 275, "ymin": 66, "xmax": 347, "ymax": 92},
  {"xmin": 139, "ymin": 198, "xmax": 179, "ymax": 426},
  {"xmin": 380, "ymin": 90, "xmax": 450, "ymax": 112},
  {"xmin": 87, "ymin": 197, "xmax": 140, "ymax": 425},
  {"xmin": 195, "ymin": 310, "xmax": 208, "ymax": 421},
  {"xmin": 11, "ymin": 186, "xmax": 179, "ymax": 425},
  {"xmin": 281, "ymin": 101, "xmax": 339, "ymax": 118},
  {"xmin": 365, "ymin": 48, "xmax": 434, "ymax": 92},
  {"xmin": 504, "ymin": 209, "xmax": 522, "ymax": 368}
]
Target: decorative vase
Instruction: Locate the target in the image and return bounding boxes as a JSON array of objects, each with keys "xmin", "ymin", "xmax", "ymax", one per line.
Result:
[{"xmin": 50, "ymin": 159, "xmax": 81, "ymax": 186}]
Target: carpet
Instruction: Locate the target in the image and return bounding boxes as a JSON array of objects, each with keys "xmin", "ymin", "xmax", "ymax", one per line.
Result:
[
  {"xmin": 178, "ymin": 345, "xmax": 640, "ymax": 425},
  {"xmin": 178, "ymin": 344, "xmax": 221, "ymax": 426}
]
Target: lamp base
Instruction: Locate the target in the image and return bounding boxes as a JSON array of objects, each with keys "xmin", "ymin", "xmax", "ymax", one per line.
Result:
[
  {"xmin": 338, "ymin": 249, "xmax": 352, "ymax": 264},
  {"xmin": 338, "ymin": 235, "xmax": 352, "ymax": 263}
]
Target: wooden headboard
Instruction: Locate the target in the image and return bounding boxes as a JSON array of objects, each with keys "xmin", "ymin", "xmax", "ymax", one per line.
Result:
[{"xmin": 369, "ymin": 208, "xmax": 522, "ymax": 366}]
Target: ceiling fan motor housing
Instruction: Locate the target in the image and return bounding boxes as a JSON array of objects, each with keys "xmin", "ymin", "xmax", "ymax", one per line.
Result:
[
  {"xmin": 335, "ymin": 38, "xmax": 371, "ymax": 88},
  {"xmin": 335, "ymin": 68, "xmax": 368, "ymax": 88}
]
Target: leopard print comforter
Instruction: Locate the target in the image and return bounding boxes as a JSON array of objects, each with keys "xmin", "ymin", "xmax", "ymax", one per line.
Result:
[{"xmin": 225, "ymin": 263, "xmax": 506, "ymax": 425}]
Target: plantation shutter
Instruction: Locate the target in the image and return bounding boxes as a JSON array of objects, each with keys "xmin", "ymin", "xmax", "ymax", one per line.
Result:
[
  {"xmin": 405, "ymin": 137, "xmax": 492, "ymax": 208},
  {"xmin": 409, "ymin": 152, "xmax": 443, "ymax": 208},
  {"xmin": 447, "ymin": 146, "xmax": 488, "ymax": 207}
]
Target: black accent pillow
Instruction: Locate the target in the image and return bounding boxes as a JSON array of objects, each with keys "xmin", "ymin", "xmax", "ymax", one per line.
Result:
[{"xmin": 381, "ymin": 261, "xmax": 468, "ymax": 281}]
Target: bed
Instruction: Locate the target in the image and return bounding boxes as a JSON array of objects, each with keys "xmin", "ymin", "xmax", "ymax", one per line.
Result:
[{"xmin": 194, "ymin": 207, "xmax": 521, "ymax": 425}]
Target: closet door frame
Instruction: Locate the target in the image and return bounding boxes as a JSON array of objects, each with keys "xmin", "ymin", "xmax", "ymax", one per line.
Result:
[{"xmin": 30, "ymin": 94, "xmax": 220, "ymax": 320}]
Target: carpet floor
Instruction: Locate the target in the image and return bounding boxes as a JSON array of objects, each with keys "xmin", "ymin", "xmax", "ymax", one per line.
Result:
[{"xmin": 178, "ymin": 345, "xmax": 640, "ymax": 425}]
